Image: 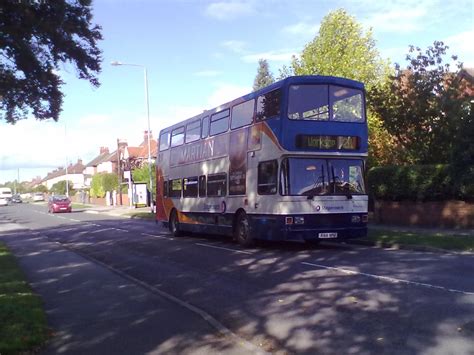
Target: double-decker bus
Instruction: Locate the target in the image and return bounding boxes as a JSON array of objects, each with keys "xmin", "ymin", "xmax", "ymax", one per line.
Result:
[{"xmin": 155, "ymin": 75, "xmax": 368, "ymax": 246}]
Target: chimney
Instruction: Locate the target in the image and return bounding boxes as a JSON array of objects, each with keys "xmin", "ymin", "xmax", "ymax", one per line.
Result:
[
  {"xmin": 100, "ymin": 147, "xmax": 109, "ymax": 154},
  {"xmin": 77, "ymin": 159, "xmax": 83, "ymax": 165},
  {"xmin": 144, "ymin": 130, "xmax": 153, "ymax": 142}
]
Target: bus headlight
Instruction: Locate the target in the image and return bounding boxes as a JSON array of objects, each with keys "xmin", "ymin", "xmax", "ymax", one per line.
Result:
[
  {"xmin": 351, "ymin": 215, "xmax": 361, "ymax": 223},
  {"xmin": 294, "ymin": 216, "xmax": 305, "ymax": 224}
]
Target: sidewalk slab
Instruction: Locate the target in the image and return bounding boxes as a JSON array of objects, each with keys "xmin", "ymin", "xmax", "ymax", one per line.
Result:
[{"xmin": 0, "ymin": 228, "xmax": 260, "ymax": 355}]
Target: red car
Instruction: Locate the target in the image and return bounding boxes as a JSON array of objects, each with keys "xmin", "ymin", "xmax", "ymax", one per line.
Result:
[{"xmin": 48, "ymin": 195, "xmax": 72, "ymax": 213}]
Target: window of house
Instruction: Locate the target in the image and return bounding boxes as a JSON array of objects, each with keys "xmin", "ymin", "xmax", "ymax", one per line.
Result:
[
  {"xmin": 185, "ymin": 120, "xmax": 201, "ymax": 143},
  {"xmin": 201, "ymin": 116, "xmax": 209, "ymax": 139},
  {"xmin": 159, "ymin": 130, "xmax": 170, "ymax": 151},
  {"xmin": 231, "ymin": 100, "xmax": 254, "ymax": 129},
  {"xmin": 207, "ymin": 173, "xmax": 227, "ymax": 197},
  {"xmin": 258, "ymin": 160, "xmax": 278, "ymax": 195},
  {"xmin": 171, "ymin": 126, "xmax": 185, "ymax": 147},
  {"xmin": 183, "ymin": 177, "xmax": 198, "ymax": 197},
  {"xmin": 210, "ymin": 109, "xmax": 230, "ymax": 136},
  {"xmin": 169, "ymin": 178, "xmax": 182, "ymax": 198},
  {"xmin": 256, "ymin": 89, "xmax": 281, "ymax": 121},
  {"xmin": 198, "ymin": 175, "xmax": 206, "ymax": 197}
]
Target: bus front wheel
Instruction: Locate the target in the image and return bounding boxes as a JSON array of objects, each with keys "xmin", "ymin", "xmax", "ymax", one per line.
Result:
[
  {"xmin": 234, "ymin": 212, "xmax": 255, "ymax": 247},
  {"xmin": 169, "ymin": 210, "xmax": 182, "ymax": 237}
]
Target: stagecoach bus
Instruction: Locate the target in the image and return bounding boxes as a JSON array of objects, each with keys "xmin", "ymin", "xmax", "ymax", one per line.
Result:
[{"xmin": 155, "ymin": 75, "xmax": 368, "ymax": 246}]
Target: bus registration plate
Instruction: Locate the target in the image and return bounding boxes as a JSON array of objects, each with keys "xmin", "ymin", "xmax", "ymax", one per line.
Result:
[{"xmin": 318, "ymin": 232, "xmax": 338, "ymax": 239}]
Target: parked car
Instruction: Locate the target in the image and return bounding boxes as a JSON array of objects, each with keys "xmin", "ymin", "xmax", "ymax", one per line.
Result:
[
  {"xmin": 11, "ymin": 194, "xmax": 22, "ymax": 203},
  {"xmin": 48, "ymin": 195, "xmax": 72, "ymax": 213},
  {"xmin": 0, "ymin": 197, "xmax": 8, "ymax": 206},
  {"xmin": 32, "ymin": 192, "xmax": 45, "ymax": 202}
]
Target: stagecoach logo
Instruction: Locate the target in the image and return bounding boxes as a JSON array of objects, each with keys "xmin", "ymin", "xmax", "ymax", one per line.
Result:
[
  {"xmin": 315, "ymin": 204, "xmax": 344, "ymax": 212},
  {"xmin": 315, "ymin": 205, "xmax": 321, "ymax": 212},
  {"xmin": 170, "ymin": 135, "xmax": 229, "ymax": 166}
]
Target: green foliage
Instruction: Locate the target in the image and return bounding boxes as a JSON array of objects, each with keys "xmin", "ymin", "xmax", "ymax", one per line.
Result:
[
  {"xmin": 90, "ymin": 173, "xmax": 118, "ymax": 198},
  {"xmin": 132, "ymin": 163, "xmax": 156, "ymax": 197},
  {"xmin": 369, "ymin": 41, "xmax": 470, "ymax": 164},
  {"xmin": 50, "ymin": 180, "xmax": 75, "ymax": 196},
  {"xmin": 0, "ymin": 0, "xmax": 103, "ymax": 123},
  {"xmin": 253, "ymin": 59, "xmax": 275, "ymax": 91},
  {"xmin": 291, "ymin": 9, "xmax": 390, "ymax": 91},
  {"xmin": 33, "ymin": 185, "xmax": 48, "ymax": 193},
  {"xmin": 368, "ymin": 164, "xmax": 473, "ymax": 201}
]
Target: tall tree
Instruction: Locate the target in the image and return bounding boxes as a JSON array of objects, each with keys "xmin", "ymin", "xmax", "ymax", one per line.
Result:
[
  {"xmin": 290, "ymin": 9, "xmax": 397, "ymax": 167},
  {"xmin": 253, "ymin": 59, "xmax": 275, "ymax": 91},
  {"xmin": 369, "ymin": 41, "xmax": 470, "ymax": 165},
  {"xmin": 0, "ymin": 0, "xmax": 103, "ymax": 123}
]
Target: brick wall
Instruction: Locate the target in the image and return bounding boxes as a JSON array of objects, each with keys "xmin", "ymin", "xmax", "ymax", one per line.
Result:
[{"xmin": 374, "ymin": 200, "xmax": 474, "ymax": 228}]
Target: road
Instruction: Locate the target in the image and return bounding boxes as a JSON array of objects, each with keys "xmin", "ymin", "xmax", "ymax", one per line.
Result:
[{"xmin": 1, "ymin": 203, "xmax": 474, "ymax": 355}]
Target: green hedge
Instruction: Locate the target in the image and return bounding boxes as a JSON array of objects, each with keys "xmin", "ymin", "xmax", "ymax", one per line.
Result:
[{"xmin": 368, "ymin": 164, "xmax": 474, "ymax": 201}]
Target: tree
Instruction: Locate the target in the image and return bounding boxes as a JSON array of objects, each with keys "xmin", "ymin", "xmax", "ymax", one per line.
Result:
[
  {"xmin": 50, "ymin": 180, "xmax": 75, "ymax": 196},
  {"xmin": 289, "ymin": 9, "xmax": 397, "ymax": 167},
  {"xmin": 0, "ymin": 0, "xmax": 102, "ymax": 123},
  {"xmin": 90, "ymin": 173, "xmax": 118, "ymax": 198},
  {"xmin": 292, "ymin": 9, "xmax": 389, "ymax": 90},
  {"xmin": 132, "ymin": 163, "xmax": 156, "ymax": 197},
  {"xmin": 369, "ymin": 41, "xmax": 471, "ymax": 165},
  {"xmin": 253, "ymin": 59, "xmax": 275, "ymax": 91},
  {"xmin": 33, "ymin": 185, "xmax": 48, "ymax": 193}
]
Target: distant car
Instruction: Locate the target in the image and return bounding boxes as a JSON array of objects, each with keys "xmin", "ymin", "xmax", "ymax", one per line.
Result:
[
  {"xmin": 48, "ymin": 195, "xmax": 72, "ymax": 213},
  {"xmin": 32, "ymin": 193, "xmax": 45, "ymax": 202},
  {"xmin": 0, "ymin": 197, "xmax": 8, "ymax": 206},
  {"xmin": 11, "ymin": 194, "xmax": 22, "ymax": 203}
]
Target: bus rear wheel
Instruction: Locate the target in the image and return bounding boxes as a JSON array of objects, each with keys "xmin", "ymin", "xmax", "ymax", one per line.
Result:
[
  {"xmin": 169, "ymin": 210, "xmax": 182, "ymax": 237},
  {"xmin": 234, "ymin": 212, "xmax": 255, "ymax": 247}
]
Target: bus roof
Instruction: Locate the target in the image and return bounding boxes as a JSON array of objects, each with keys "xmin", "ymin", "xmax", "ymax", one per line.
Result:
[{"xmin": 159, "ymin": 75, "xmax": 365, "ymax": 134}]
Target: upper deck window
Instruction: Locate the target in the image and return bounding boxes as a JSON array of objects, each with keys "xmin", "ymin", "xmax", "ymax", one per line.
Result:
[
  {"xmin": 256, "ymin": 89, "xmax": 281, "ymax": 121},
  {"xmin": 185, "ymin": 120, "xmax": 201, "ymax": 143},
  {"xmin": 330, "ymin": 86, "xmax": 364, "ymax": 122},
  {"xmin": 201, "ymin": 116, "xmax": 209, "ymax": 139},
  {"xmin": 210, "ymin": 109, "xmax": 230, "ymax": 136},
  {"xmin": 288, "ymin": 84, "xmax": 364, "ymax": 123},
  {"xmin": 231, "ymin": 99, "xmax": 254, "ymax": 129},
  {"xmin": 159, "ymin": 130, "xmax": 170, "ymax": 151},
  {"xmin": 171, "ymin": 126, "xmax": 185, "ymax": 147}
]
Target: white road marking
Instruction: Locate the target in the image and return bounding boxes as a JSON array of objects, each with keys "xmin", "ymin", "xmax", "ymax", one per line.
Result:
[
  {"xmin": 61, "ymin": 228, "xmax": 78, "ymax": 232},
  {"xmin": 90, "ymin": 228, "xmax": 116, "ymax": 234},
  {"xmin": 68, "ymin": 218, "xmax": 81, "ymax": 222},
  {"xmin": 141, "ymin": 233, "xmax": 171, "ymax": 240},
  {"xmin": 195, "ymin": 243, "xmax": 253, "ymax": 255},
  {"xmin": 113, "ymin": 228, "xmax": 128, "ymax": 232},
  {"xmin": 301, "ymin": 261, "xmax": 474, "ymax": 295}
]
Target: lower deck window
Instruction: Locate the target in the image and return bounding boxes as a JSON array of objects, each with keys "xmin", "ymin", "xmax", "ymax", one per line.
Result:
[
  {"xmin": 169, "ymin": 179, "xmax": 182, "ymax": 198},
  {"xmin": 183, "ymin": 177, "xmax": 198, "ymax": 197},
  {"xmin": 207, "ymin": 173, "xmax": 227, "ymax": 197},
  {"xmin": 258, "ymin": 160, "xmax": 278, "ymax": 195}
]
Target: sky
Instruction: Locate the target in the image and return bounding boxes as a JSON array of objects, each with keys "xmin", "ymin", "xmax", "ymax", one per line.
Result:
[{"xmin": 0, "ymin": 0, "xmax": 473, "ymax": 183}]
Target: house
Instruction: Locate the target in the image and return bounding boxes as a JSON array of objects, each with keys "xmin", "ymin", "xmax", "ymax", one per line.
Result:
[
  {"xmin": 42, "ymin": 159, "xmax": 86, "ymax": 190},
  {"xmin": 83, "ymin": 147, "xmax": 114, "ymax": 187},
  {"xmin": 457, "ymin": 67, "xmax": 474, "ymax": 97}
]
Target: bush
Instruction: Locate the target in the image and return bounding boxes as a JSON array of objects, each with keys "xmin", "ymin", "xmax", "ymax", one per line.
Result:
[{"xmin": 368, "ymin": 164, "xmax": 472, "ymax": 201}]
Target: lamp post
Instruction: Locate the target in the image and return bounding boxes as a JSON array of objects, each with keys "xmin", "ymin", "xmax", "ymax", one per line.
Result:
[{"xmin": 111, "ymin": 61, "xmax": 153, "ymax": 210}]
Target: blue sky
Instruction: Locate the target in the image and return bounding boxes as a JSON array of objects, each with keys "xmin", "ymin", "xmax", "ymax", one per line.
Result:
[{"xmin": 0, "ymin": 0, "xmax": 472, "ymax": 183}]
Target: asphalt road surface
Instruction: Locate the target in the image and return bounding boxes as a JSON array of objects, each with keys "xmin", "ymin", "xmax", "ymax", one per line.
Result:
[{"xmin": 1, "ymin": 203, "xmax": 473, "ymax": 355}]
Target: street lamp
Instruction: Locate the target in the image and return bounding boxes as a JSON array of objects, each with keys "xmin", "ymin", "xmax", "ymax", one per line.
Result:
[{"xmin": 111, "ymin": 61, "xmax": 153, "ymax": 210}]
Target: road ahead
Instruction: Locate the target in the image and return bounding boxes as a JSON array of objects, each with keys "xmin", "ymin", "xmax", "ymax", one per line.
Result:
[{"xmin": 1, "ymin": 203, "xmax": 473, "ymax": 354}]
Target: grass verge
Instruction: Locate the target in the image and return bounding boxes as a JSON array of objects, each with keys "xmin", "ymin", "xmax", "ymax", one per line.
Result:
[
  {"xmin": 0, "ymin": 242, "xmax": 49, "ymax": 354},
  {"xmin": 71, "ymin": 203, "xmax": 92, "ymax": 209},
  {"xmin": 366, "ymin": 229, "xmax": 474, "ymax": 252}
]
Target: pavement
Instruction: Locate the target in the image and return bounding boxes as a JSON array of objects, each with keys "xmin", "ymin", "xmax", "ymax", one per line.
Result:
[{"xmin": 0, "ymin": 210, "xmax": 266, "ymax": 355}]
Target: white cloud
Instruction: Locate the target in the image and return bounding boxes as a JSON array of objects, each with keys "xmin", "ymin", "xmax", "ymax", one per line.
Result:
[
  {"xmin": 205, "ymin": 1, "xmax": 255, "ymax": 20},
  {"xmin": 445, "ymin": 30, "xmax": 474, "ymax": 67},
  {"xmin": 221, "ymin": 40, "xmax": 247, "ymax": 54},
  {"xmin": 194, "ymin": 70, "xmax": 222, "ymax": 77},
  {"xmin": 282, "ymin": 21, "xmax": 319, "ymax": 37},
  {"xmin": 364, "ymin": 7, "xmax": 427, "ymax": 33},
  {"xmin": 206, "ymin": 83, "xmax": 250, "ymax": 108},
  {"xmin": 242, "ymin": 50, "xmax": 297, "ymax": 64}
]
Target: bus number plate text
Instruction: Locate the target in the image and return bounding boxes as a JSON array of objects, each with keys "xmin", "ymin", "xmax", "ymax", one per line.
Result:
[{"xmin": 318, "ymin": 232, "xmax": 338, "ymax": 239}]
